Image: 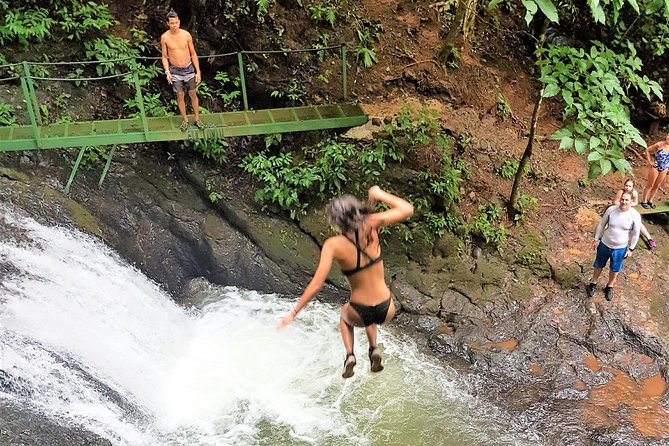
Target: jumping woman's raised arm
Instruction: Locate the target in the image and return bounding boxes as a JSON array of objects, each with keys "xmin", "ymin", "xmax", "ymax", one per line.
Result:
[{"xmin": 366, "ymin": 185, "xmax": 414, "ymax": 228}]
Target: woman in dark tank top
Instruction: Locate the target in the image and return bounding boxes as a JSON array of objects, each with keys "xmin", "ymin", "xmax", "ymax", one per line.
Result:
[{"xmin": 278, "ymin": 185, "xmax": 414, "ymax": 378}]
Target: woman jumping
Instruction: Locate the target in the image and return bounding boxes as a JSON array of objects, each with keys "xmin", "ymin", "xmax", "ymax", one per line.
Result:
[{"xmin": 278, "ymin": 186, "xmax": 414, "ymax": 378}]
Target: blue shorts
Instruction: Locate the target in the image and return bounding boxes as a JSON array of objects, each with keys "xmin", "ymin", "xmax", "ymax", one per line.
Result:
[{"xmin": 593, "ymin": 242, "xmax": 627, "ymax": 272}]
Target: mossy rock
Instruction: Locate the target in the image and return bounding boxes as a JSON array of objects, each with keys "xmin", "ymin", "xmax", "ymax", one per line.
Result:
[
  {"xmin": 178, "ymin": 158, "xmax": 345, "ymax": 286},
  {"xmin": 41, "ymin": 187, "xmax": 104, "ymax": 239},
  {"xmin": 434, "ymin": 233, "xmax": 461, "ymax": 258},
  {"xmin": 391, "ymin": 279, "xmax": 435, "ymax": 314},
  {"xmin": 552, "ymin": 261, "xmax": 582, "ymax": 290},
  {"xmin": 405, "ymin": 261, "xmax": 452, "ymax": 298},
  {"xmin": 509, "ymin": 225, "xmax": 551, "ymax": 278},
  {"xmin": 297, "ymin": 207, "xmax": 332, "ymax": 244},
  {"xmin": 0, "ymin": 167, "xmax": 30, "ymax": 183},
  {"xmin": 401, "ymin": 222, "xmax": 435, "ymax": 265}
]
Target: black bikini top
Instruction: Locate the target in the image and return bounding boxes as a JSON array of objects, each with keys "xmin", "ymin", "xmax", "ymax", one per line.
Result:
[{"xmin": 340, "ymin": 230, "xmax": 382, "ymax": 277}]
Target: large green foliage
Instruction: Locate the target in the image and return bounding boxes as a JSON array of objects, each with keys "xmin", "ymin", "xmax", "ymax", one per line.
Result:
[
  {"xmin": 610, "ymin": 0, "xmax": 669, "ymax": 56},
  {"xmin": 516, "ymin": 0, "xmax": 668, "ymax": 179},
  {"xmin": 540, "ymin": 41, "xmax": 662, "ymax": 178},
  {"xmin": 241, "ymin": 106, "xmax": 506, "ymax": 245},
  {"xmin": 241, "ymin": 139, "xmax": 389, "ymax": 218},
  {"xmin": 0, "ymin": 1, "xmax": 114, "ymax": 47},
  {"xmin": 84, "ymin": 31, "xmax": 162, "ymax": 85}
]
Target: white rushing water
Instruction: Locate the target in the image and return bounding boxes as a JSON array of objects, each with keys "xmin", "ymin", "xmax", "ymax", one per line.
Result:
[{"xmin": 0, "ymin": 208, "xmax": 545, "ymax": 446}]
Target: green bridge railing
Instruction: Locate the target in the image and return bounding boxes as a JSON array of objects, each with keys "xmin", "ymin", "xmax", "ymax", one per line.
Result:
[
  {"xmin": 1, "ymin": 44, "xmax": 350, "ymax": 141},
  {"xmin": 0, "ymin": 44, "xmax": 367, "ymax": 192}
]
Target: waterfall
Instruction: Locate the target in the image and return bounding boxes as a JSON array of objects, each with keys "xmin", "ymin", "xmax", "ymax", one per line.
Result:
[{"xmin": 0, "ymin": 208, "xmax": 544, "ymax": 445}]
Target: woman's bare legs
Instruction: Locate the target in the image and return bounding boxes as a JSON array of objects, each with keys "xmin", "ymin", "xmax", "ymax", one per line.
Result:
[
  {"xmin": 364, "ymin": 324, "xmax": 378, "ymax": 348},
  {"xmin": 340, "ymin": 300, "xmax": 396, "ymax": 374},
  {"xmin": 339, "ymin": 317, "xmax": 355, "ymax": 355},
  {"xmin": 643, "ymin": 167, "xmax": 658, "ymax": 202},
  {"xmin": 340, "ymin": 304, "xmax": 364, "ymax": 378},
  {"xmin": 648, "ymin": 170, "xmax": 668, "ymax": 203},
  {"xmin": 340, "ymin": 303, "xmax": 363, "ymax": 354}
]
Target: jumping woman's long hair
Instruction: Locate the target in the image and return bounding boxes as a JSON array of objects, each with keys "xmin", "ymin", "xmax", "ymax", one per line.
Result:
[{"xmin": 326, "ymin": 195, "xmax": 374, "ymax": 244}]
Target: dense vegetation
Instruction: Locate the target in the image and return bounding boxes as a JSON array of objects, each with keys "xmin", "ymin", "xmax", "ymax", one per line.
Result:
[
  {"xmin": 0, "ymin": 0, "xmax": 667, "ymax": 247},
  {"xmin": 492, "ymin": 0, "xmax": 669, "ymax": 211}
]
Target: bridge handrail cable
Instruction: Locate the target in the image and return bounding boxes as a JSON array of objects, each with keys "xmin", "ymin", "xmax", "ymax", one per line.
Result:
[
  {"xmin": 30, "ymin": 72, "xmax": 132, "ymax": 82},
  {"xmin": 1, "ymin": 44, "xmax": 346, "ymax": 84},
  {"xmin": 11, "ymin": 44, "xmax": 344, "ymax": 67}
]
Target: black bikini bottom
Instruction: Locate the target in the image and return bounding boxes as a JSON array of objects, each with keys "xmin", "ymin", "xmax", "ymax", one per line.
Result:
[{"xmin": 350, "ymin": 298, "xmax": 391, "ymax": 326}]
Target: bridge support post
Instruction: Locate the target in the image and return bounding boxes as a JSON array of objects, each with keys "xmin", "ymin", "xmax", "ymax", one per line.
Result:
[
  {"xmin": 19, "ymin": 77, "xmax": 42, "ymax": 149},
  {"xmin": 22, "ymin": 62, "xmax": 42, "ymax": 126},
  {"xmin": 19, "ymin": 64, "xmax": 43, "ymax": 149},
  {"xmin": 237, "ymin": 52, "xmax": 249, "ymax": 111},
  {"xmin": 64, "ymin": 146, "xmax": 87, "ymax": 195},
  {"xmin": 133, "ymin": 73, "xmax": 149, "ymax": 140},
  {"xmin": 98, "ymin": 145, "xmax": 116, "ymax": 187}
]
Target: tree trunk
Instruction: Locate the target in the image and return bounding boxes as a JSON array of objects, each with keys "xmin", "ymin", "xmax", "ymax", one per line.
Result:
[
  {"xmin": 507, "ymin": 18, "xmax": 550, "ymax": 218},
  {"xmin": 508, "ymin": 84, "xmax": 545, "ymax": 217},
  {"xmin": 437, "ymin": 0, "xmax": 479, "ymax": 63}
]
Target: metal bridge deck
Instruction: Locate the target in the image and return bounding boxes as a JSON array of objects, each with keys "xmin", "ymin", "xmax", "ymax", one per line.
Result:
[
  {"xmin": 637, "ymin": 201, "xmax": 669, "ymax": 215},
  {"xmin": 0, "ymin": 104, "xmax": 367, "ymax": 152}
]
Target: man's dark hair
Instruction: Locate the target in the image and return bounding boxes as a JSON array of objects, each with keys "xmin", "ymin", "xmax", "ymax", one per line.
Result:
[{"xmin": 166, "ymin": 9, "xmax": 178, "ymax": 20}]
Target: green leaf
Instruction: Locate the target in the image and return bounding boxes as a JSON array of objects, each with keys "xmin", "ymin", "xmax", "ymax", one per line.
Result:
[
  {"xmin": 590, "ymin": 136, "xmax": 602, "ymax": 149},
  {"xmin": 649, "ymin": 82, "xmax": 663, "ymax": 100},
  {"xmin": 550, "ymin": 128, "xmax": 571, "ymax": 140},
  {"xmin": 587, "ymin": 151, "xmax": 603, "ymax": 161},
  {"xmin": 587, "ymin": 162, "xmax": 602, "ymax": 180},
  {"xmin": 522, "ymin": 0, "xmax": 538, "ymax": 24},
  {"xmin": 562, "ymin": 90, "xmax": 574, "ymax": 107},
  {"xmin": 575, "ymin": 138, "xmax": 588, "ymax": 154},
  {"xmin": 543, "ymin": 83, "xmax": 560, "ymax": 97},
  {"xmin": 535, "ymin": 0, "xmax": 559, "ymax": 22},
  {"xmin": 592, "ymin": 5, "xmax": 606, "ymax": 23},
  {"xmin": 599, "ymin": 158, "xmax": 612, "ymax": 175},
  {"xmin": 647, "ymin": 0, "xmax": 664, "ymax": 13},
  {"xmin": 611, "ymin": 157, "xmax": 632, "ymax": 172},
  {"xmin": 632, "ymin": 132, "xmax": 647, "ymax": 148},
  {"xmin": 626, "ymin": 0, "xmax": 640, "ymax": 12},
  {"xmin": 560, "ymin": 136, "xmax": 574, "ymax": 149}
]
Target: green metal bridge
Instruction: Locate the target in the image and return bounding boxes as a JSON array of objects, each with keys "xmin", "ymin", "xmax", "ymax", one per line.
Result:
[
  {"xmin": 637, "ymin": 201, "xmax": 669, "ymax": 215},
  {"xmin": 0, "ymin": 45, "xmax": 367, "ymax": 192}
]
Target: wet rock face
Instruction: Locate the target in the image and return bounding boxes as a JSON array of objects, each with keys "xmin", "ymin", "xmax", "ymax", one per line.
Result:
[
  {"xmin": 0, "ymin": 151, "xmax": 337, "ymax": 301},
  {"xmin": 0, "ymin": 402, "xmax": 112, "ymax": 446}
]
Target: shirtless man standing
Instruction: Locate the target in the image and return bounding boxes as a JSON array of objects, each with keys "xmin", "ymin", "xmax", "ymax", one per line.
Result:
[{"xmin": 161, "ymin": 9, "xmax": 203, "ymax": 131}]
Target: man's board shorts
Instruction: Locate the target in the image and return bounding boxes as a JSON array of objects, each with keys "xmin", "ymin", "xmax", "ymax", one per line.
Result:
[
  {"xmin": 593, "ymin": 242, "xmax": 628, "ymax": 273},
  {"xmin": 169, "ymin": 63, "xmax": 196, "ymax": 93},
  {"xmin": 654, "ymin": 149, "xmax": 669, "ymax": 172}
]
